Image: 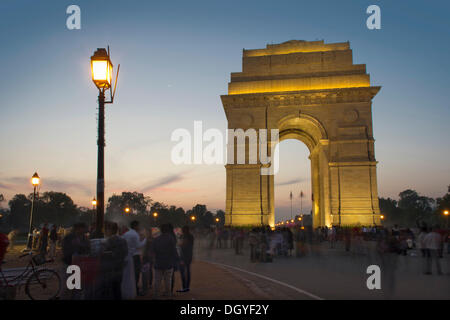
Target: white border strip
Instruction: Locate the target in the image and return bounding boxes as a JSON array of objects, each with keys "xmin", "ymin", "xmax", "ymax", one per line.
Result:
[{"xmin": 206, "ymin": 260, "xmax": 324, "ymax": 300}]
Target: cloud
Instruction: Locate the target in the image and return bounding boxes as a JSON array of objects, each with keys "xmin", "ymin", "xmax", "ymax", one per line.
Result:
[
  {"xmin": 0, "ymin": 176, "xmax": 92, "ymax": 196},
  {"xmin": 0, "ymin": 182, "xmax": 13, "ymax": 190},
  {"xmin": 275, "ymin": 178, "xmax": 306, "ymax": 186},
  {"xmin": 140, "ymin": 172, "xmax": 185, "ymax": 193},
  {"xmin": 152, "ymin": 187, "xmax": 196, "ymax": 193}
]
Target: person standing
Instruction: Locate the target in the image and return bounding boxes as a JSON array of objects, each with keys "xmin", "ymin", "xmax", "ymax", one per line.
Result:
[
  {"xmin": 101, "ymin": 221, "xmax": 128, "ymax": 300},
  {"xmin": 32, "ymin": 228, "xmax": 39, "ymax": 249},
  {"xmin": 122, "ymin": 220, "xmax": 146, "ymax": 295},
  {"xmin": 177, "ymin": 226, "xmax": 194, "ymax": 293},
  {"xmin": 40, "ymin": 223, "xmax": 49, "ymax": 255},
  {"xmin": 141, "ymin": 228, "xmax": 154, "ymax": 296},
  {"xmin": 61, "ymin": 223, "xmax": 90, "ymax": 299},
  {"xmin": 424, "ymin": 226, "xmax": 443, "ymax": 275},
  {"xmin": 152, "ymin": 224, "xmax": 178, "ymax": 299},
  {"xmin": 7, "ymin": 229, "xmax": 18, "ymax": 251},
  {"xmin": 417, "ymin": 227, "xmax": 428, "ymax": 274},
  {"xmin": 48, "ymin": 225, "xmax": 58, "ymax": 259},
  {"xmin": 249, "ymin": 228, "xmax": 258, "ymax": 262},
  {"xmin": 286, "ymin": 228, "xmax": 294, "ymax": 256}
]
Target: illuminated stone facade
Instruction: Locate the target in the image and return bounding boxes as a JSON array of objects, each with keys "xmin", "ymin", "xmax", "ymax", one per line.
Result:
[{"xmin": 221, "ymin": 40, "xmax": 381, "ymax": 227}]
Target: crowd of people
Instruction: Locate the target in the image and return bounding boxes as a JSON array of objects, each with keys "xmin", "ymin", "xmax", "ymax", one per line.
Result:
[
  {"xmin": 2, "ymin": 218, "xmax": 448, "ymax": 300},
  {"xmin": 201, "ymin": 223, "xmax": 449, "ymax": 276},
  {"xmin": 7, "ymin": 224, "xmax": 62, "ymax": 259},
  {"xmin": 57, "ymin": 220, "xmax": 194, "ymax": 300}
]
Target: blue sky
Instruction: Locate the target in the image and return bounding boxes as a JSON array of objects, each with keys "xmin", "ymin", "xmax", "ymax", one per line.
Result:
[{"xmin": 0, "ymin": 0, "xmax": 449, "ymax": 221}]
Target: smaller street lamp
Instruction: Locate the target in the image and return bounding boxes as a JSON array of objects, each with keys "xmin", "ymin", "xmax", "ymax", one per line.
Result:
[
  {"xmin": 153, "ymin": 212, "xmax": 158, "ymax": 218},
  {"xmin": 443, "ymin": 210, "xmax": 449, "ymax": 228},
  {"xmin": 190, "ymin": 216, "xmax": 196, "ymax": 222},
  {"xmin": 124, "ymin": 207, "xmax": 130, "ymax": 214},
  {"xmin": 26, "ymin": 172, "xmax": 40, "ymax": 251},
  {"xmin": 91, "ymin": 197, "xmax": 97, "ymax": 224}
]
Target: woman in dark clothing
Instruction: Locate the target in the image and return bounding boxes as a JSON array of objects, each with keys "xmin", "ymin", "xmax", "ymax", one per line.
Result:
[
  {"xmin": 141, "ymin": 228, "xmax": 154, "ymax": 295},
  {"xmin": 167, "ymin": 224, "xmax": 180, "ymax": 294},
  {"xmin": 177, "ymin": 226, "xmax": 194, "ymax": 292}
]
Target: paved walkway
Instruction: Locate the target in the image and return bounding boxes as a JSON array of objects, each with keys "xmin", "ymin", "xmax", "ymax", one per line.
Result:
[
  {"xmin": 2, "ymin": 245, "xmax": 269, "ymax": 300},
  {"xmin": 137, "ymin": 260, "xmax": 268, "ymax": 300},
  {"xmin": 195, "ymin": 239, "xmax": 450, "ymax": 300}
]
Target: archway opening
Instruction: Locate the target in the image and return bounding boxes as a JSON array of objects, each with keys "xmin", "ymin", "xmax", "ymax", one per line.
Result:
[{"xmin": 274, "ymin": 139, "xmax": 311, "ymax": 226}]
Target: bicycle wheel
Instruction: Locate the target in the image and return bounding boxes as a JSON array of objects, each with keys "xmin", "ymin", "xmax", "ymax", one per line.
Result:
[{"xmin": 25, "ymin": 269, "xmax": 61, "ymax": 300}]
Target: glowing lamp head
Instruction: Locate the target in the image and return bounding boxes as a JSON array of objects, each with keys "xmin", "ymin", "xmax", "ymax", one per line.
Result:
[
  {"xmin": 91, "ymin": 48, "xmax": 113, "ymax": 89},
  {"xmin": 215, "ymin": 218, "xmax": 219, "ymax": 222},
  {"xmin": 380, "ymin": 215, "xmax": 385, "ymax": 220},
  {"xmin": 190, "ymin": 216, "xmax": 196, "ymax": 221},
  {"xmin": 91, "ymin": 198, "xmax": 97, "ymax": 206},
  {"xmin": 291, "ymin": 219, "xmax": 294, "ymax": 223},
  {"xmin": 153, "ymin": 212, "xmax": 158, "ymax": 218},
  {"xmin": 444, "ymin": 210, "xmax": 449, "ymax": 216},
  {"xmin": 124, "ymin": 207, "xmax": 130, "ymax": 213},
  {"xmin": 31, "ymin": 172, "xmax": 40, "ymax": 186}
]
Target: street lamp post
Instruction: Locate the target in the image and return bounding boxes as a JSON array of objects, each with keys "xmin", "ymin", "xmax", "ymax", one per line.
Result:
[
  {"xmin": 90, "ymin": 48, "xmax": 119, "ymax": 238},
  {"xmin": 26, "ymin": 172, "xmax": 40, "ymax": 250},
  {"xmin": 444, "ymin": 210, "xmax": 449, "ymax": 229},
  {"xmin": 91, "ymin": 197, "xmax": 97, "ymax": 225}
]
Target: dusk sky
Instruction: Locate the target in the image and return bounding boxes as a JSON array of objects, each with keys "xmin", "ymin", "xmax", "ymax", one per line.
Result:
[{"xmin": 1, "ymin": 0, "xmax": 449, "ymax": 222}]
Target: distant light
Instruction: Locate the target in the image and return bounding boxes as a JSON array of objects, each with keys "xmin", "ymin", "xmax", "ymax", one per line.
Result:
[
  {"xmin": 191, "ymin": 216, "xmax": 196, "ymax": 221},
  {"xmin": 153, "ymin": 212, "xmax": 158, "ymax": 218},
  {"xmin": 444, "ymin": 210, "xmax": 449, "ymax": 216},
  {"xmin": 124, "ymin": 207, "xmax": 130, "ymax": 213},
  {"xmin": 91, "ymin": 198, "xmax": 97, "ymax": 206},
  {"xmin": 380, "ymin": 215, "xmax": 384, "ymax": 220}
]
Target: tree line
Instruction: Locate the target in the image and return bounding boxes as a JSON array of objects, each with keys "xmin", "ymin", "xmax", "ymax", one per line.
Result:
[
  {"xmin": 379, "ymin": 186, "xmax": 449, "ymax": 227},
  {"xmin": 0, "ymin": 185, "xmax": 448, "ymax": 233},
  {"xmin": 0, "ymin": 191, "xmax": 225, "ymax": 233}
]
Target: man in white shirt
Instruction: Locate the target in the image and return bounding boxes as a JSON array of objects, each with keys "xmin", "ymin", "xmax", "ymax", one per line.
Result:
[
  {"xmin": 123, "ymin": 220, "xmax": 147, "ymax": 294},
  {"xmin": 424, "ymin": 226, "xmax": 442, "ymax": 275}
]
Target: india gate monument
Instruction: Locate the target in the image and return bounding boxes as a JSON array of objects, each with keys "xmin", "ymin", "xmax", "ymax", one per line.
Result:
[{"xmin": 221, "ymin": 40, "xmax": 381, "ymax": 228}]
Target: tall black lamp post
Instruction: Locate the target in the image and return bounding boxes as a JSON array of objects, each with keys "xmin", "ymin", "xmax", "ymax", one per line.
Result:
[{"xmin": 90, "ymin": 48, "xmax": 119, "ymax": 238}]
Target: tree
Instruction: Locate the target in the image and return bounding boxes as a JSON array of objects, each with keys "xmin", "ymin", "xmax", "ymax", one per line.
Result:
[
  {"xmin": 216, "ymin": 209, "xmax": 225, "ymax": 227},
  {"xmin": 9, "ymin": 194, "xmax": 31, "ymax": 231},
  {"xmin": 190, "ymin": 204, "xmax": 214, "ymax": 228},
  {"xmin": 107, "ymin": 192, "xmax": 152, "ymax": 216},
  {"xmin": 397, "ymin": 189, "xmax": 434, "ymax": 226},
  {"xmin": 38, "ymin": 191, "xmax": 78, "ymax": 226},
  {"xmin": 379, "ymin": 197, "xmax": 403, "ymax": 225},
  {"xmin": 435, "ymin": 184, "xmax": 450, "ymax": 226}
]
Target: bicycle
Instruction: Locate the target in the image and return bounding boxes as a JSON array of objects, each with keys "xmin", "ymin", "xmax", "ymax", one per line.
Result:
[{"xmin": 0, "ymin": 251, "xmax": 61, "ymax": 300}]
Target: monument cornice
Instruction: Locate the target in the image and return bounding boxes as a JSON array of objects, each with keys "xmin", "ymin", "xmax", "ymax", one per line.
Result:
[{"xmin": 221, "ymin": 86, "xmax": 381, "ymax": 109}]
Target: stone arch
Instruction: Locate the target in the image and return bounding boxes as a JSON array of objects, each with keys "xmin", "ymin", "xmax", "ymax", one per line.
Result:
[{"xmin": 221, "ymin": 40, "xmax": 381, "ymax": 227}]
